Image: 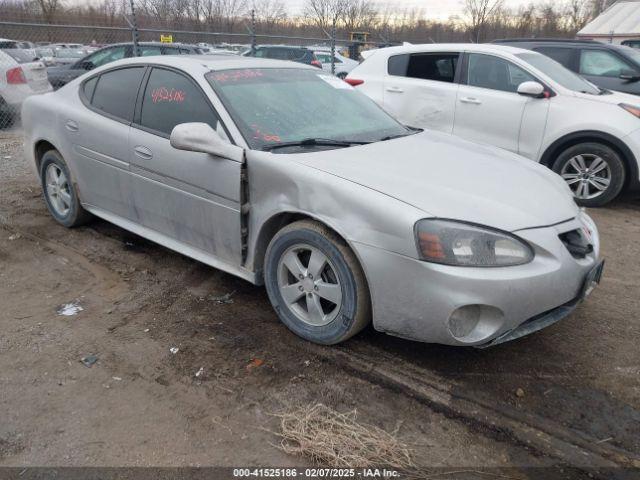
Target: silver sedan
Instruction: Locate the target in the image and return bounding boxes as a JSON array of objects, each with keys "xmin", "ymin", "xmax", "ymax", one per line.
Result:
[{"xmin": 22, "ymin": 55, "xmax": 603, "ymax": 347}]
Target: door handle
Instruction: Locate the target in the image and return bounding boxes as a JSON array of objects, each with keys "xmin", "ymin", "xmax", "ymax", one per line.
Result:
[
  {"xmin": 460, "ymin": 97, "xmax": 482, "ymax": 105},
  {"xmin": 386, "ymin": 86, "xmax": 404, "ymax": 93},
  {"xmin": 65, "ymin": 120, "xmax": 79, "ymax": 132},
  {"xmin": 134, "ymin": 146, "xmax": 153, "ymax": 160}
]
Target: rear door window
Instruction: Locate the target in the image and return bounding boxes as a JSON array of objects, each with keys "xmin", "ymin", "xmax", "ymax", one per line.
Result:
[
  {"xmin": 266, "ymin": 48, "xmax": 289, "ymax": 60},
  {"xmin": 388, "ymin": 53, "xmax": 459, "ymax": 83},
  {"xmin": 138, "ymin": 67, "xmax": 220, "ymax": 136},
  {"xmin": 91, "ymin": 67, "xmax": 145, "ymax": 122}
]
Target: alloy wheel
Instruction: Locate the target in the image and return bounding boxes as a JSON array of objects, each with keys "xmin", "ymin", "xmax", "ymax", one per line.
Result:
[
  {"xmin": 277, "ymin": 244, "xmax": 343, "ymax": 327},
  {"xmin": 560, "ymin": 154, "xmax": 611, "ymax": 200},
  {"xmin": 45, "ymin": 163, "xmax": 72, "ymax": 217}
]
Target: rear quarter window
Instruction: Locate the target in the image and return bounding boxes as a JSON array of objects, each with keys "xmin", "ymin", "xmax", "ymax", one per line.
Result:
[
  {"xmin": 388, "ymin": 54, "xmax": 409, "ymax": 76},
  {"xmin": 83, "ymin": 76, "xmax": 98, "ymax": 101}
]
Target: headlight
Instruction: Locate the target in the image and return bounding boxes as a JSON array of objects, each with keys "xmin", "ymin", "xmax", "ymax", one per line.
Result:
[
  {"xmin": 619, "ymin": 103, "xmax": 640, "ymax": 118},
  {"xmin": 414, "ymin": 219, "xmax": 534, "ymax": 267}
]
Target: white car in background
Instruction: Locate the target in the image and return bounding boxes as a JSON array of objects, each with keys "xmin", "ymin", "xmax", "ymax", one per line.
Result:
[
  {"xmin": 0, "ymin": 49, "xmax": 52, "ymax": 128},
  {"xmin": 314, "ymin": 49, "xmax": 359, "ymax": 78},
  {"xmin": 347, "ymin": 43, "xmax": 640, "ymax": 207}
]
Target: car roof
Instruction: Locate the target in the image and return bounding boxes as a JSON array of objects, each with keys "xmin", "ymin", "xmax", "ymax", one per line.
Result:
[
  {"xmin": 103, "ymin": 41, "xmax": 200, "ymax": 48},
  {"xmin": 96, "ymin": 53, "xmax": 316, "ymax": 73},
  {"xmin": 493, "ymin": 38, "xmax": 638, "ymax": 55},
  {"xmin": 376, "ymin": 43, "xmax": 531, "ymax": 56},
  {"xmin": 493, "ymin": 38, "xmax": 602, "ymax": 45},
  {"xmin": 256, "ymin": 45, "xmax": 309, "ymax": 50}
]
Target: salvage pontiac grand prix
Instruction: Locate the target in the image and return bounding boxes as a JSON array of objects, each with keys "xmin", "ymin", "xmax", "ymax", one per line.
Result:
[{"xmin": 21, "ymin": 55, "xmax": 604, "ymax": 347}]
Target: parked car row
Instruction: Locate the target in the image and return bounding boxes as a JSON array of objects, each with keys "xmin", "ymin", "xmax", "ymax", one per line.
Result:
[
  {"xmin": 46, "ymin": 42, "xmax": 205, "ymax": 89},
  {"xmin": 0, "ymin": 38, "xmax": 357, "ymax": 128}
]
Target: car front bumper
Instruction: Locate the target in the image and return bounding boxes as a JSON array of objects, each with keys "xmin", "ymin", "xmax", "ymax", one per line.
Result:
[
  {"xmin": 353, "ymin": 213, "xmax": 601, "ymax": 347},
  {"xmin": 622, "ymin": 127, "xmax": 640, "ymax": 191}
]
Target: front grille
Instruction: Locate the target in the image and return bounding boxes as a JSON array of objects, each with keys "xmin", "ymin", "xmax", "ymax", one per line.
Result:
[{"xmin": 559, "ymin": 229, "xmax": 593, "ymax": 259}]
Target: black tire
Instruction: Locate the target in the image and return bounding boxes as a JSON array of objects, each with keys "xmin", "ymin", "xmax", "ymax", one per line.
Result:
[
  {"xmin": 40, "ymin": 150, "xmax": 92, "ymax": 227},
  {"xmin": 264, "ymin": 220, "xmax": 371, "ymax": 345},
  {"xmin": 552, "ymin": 142, "xmax": 625, "ymax": 208},
  {"xmin": 0, "ymin": 97, "xmax": 15, "ymax": 129}
]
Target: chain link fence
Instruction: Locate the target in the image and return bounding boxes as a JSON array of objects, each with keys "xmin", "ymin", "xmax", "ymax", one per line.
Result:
[{"xmin": 0, "ymin": 19, "xmax": 386, "ymax": 130}]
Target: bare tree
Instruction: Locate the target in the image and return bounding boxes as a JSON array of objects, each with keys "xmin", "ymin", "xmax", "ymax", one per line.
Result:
[
  {"xmin": 565, "ymin": 0, "xmax": 592, "ymax": 31},
  {"xmin": 303, "ymin": 0, "xmax": 345, "ymax": 31},
  {"xmin": 341, "ymin": 0, "xmax": 377, "ymax": 32},
  {"xmin": 463, "ymin": 0, "xmax": 504, "ymax": 42},
  {"xmin": 591, "ymin": 0, "xmax": 614, "ymax": 17},
  {"xmin": 220, "ymin": 0, "xmax": 247, "ymax": 31},
  {"xmin": 250, "ymin": 0, "xmax": 286, "ymax": 30},
  {"xmin": 36, "ymin": 0, "xmax": 63, "ymax": 23}
]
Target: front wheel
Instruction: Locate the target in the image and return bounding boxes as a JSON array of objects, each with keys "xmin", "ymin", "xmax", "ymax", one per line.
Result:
[
  {"xmin": 552, "ymin": 142, "xmax": 625, "ymax": 207},
  {"xmin": 264, "ymin": 220, "xmax": 371, "ymax": 345}
]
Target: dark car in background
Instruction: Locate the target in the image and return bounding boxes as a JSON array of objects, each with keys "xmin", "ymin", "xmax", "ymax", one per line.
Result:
[
  {"xmin": 493, "ymin": 38, "xmax": 640, "ymax": 96},
  {"xmin": 243, "ymin": 45, "xmax": 322, "ymax": 68},
  {"xmin": 47, "ymin": 42, "xmax": 204, "ymax": 89}
]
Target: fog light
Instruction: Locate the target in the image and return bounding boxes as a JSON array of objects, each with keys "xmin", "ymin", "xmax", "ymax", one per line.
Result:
[
  {"xmin": 447, "ymin": 305, "xmax": 504, "ymax": 343},
  {"xmin": 448, "ymin": 305, "xmax": 481, "ymax": 339}
]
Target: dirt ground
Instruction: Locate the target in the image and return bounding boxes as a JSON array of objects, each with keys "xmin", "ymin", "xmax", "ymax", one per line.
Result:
[{"xmin": 1, "ymin": 130, "xmax": 639, "ymax": 477}]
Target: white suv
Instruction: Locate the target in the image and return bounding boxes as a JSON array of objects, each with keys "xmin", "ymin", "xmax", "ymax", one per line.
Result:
[{"xmin": 347, "ymin": 43, "xmax": 640, "ymax": 207}]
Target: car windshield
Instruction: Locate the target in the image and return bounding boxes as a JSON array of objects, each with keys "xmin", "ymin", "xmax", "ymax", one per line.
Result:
[
  {"xmin": 516, "ymin": 52, "xmax": 600, "ymax": 94},
  {"xmin": 206, "ymin": 68, "xmax": 408, "ymax": 151},
  {"xmin": 618, "ymin": 45, "xmax": 640, "ymax": 65}
]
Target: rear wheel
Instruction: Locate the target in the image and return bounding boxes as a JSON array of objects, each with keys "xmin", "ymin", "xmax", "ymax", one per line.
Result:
[
  {"xmin": 552, "ymin": 142, "xmax": 625, "ymax": 207},
  {"xmin": 264, "ymin": 220, "xmax": 371, "ymax": 345},
  {"xmin": 0, "ymin": 97, "xmax": 15, "ymax": 129},
  {"xmin": 40, "ymin": 150, "xmax": 92, "ymax": 227}
]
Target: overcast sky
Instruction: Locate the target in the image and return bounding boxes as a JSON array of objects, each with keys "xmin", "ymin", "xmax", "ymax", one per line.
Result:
[{"xmin": 287, "ymin": 0, "xmax": 544, "ymax": 19}]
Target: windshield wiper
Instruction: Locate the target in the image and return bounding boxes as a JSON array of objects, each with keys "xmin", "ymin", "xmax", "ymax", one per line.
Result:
[
  {"xmin": 262, "ymin": 138, "xmax": 370, "ymax": 151},
  {"xmin": 380, "ymin": 128, "xmax": 423, "ymax": 142}
]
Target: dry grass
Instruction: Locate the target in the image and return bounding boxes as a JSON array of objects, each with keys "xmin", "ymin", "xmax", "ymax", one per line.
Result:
[{"xmin": 272, "ymin": 403, "xmax": 415, "ymax": 470}]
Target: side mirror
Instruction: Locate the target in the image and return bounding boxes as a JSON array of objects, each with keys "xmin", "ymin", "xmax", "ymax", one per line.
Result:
[
  {"xmin": 517, "ymin": 81, "xmax": 546, "ymax": 98},
  {"xmin": 620, "ymin": 69, "xmax": 640, "ymax": 82},
  {"xmin": 170, "ymin": 122, "xmax": 244, "ymax": 163},
  {"xmin": 76, "ymin": 60, "xmax": 94, "ymax": 70}
]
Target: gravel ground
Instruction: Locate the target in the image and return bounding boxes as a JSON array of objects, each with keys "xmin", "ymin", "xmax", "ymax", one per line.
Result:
[{"xmin": 0, "ymin": 131, "xmax": 638, "ymax": 477}]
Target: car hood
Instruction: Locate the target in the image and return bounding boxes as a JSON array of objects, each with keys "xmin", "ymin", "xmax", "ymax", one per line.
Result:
[
  {"xmin": 294, "ymin": 131, "xmax": 578, "ymax": 232},
  {"xmin": 575, "ymin": 88, "xmax": 640, "ymax": 105}
]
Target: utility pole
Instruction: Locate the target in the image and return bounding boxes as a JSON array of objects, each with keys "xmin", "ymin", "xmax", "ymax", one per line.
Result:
[
  {"xmin": 330, "ymin": 17, "xmax": 336, "ymax": 76},
  {"xmin": 129, "ymin": 0, "xmax": 140, "ymax": 57},
  {"xmin": 250, "ymin": 9, "xmax": 257, "ymax": 56}
]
